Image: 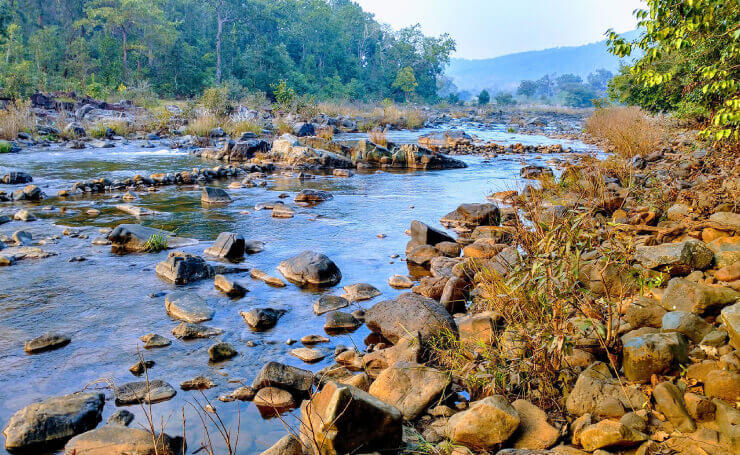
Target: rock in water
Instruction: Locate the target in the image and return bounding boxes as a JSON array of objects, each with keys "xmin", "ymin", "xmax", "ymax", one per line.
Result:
[
  {"xmin": 208, "ymin": 342, "xmax": 238, "ymax": 362},
  {"xmin": 368, "ymin": 361, "xmax": 451, "ymax": 420},
  {"xmin": 3, "ymin": 392, "xmax": 104, "ymax": 452},
  {"xmin": 201, "ymin": 186, "xmax": 232, "ymax": 205},
  {"xmin": 445, "ymin": 395, "xmax": 520, "ymax": 450},
  {"xmin": 165, "ymin": 291, "xmax": 214, "ymax": 323},
  {"xmin": 313, "ymin": 295, "xmax": 349, "ymax": 315},
  {"xmin": 252, "ymin": 362, "xmax": 313, "ymax": 396},
  {"xmin": 64, "ymin": 425, "xmax": 183, "ymax": 455},
  {"xmin": 115, "ymin": 380, "xmax": 176, "ymax": 405},
  {"xmin": 204, "ymin": 232, "xmax": 245, "ymax": 261},
  {"xmin": 240, "ymin": 308, "xmax": 285, "ymax": 331},
  {"xmin": 214, "ymin": 274, "xmax": 247, "ymax": 297},
  {"xmin": 156, "ymin": 252, "xmax": 215, "ymax": 284},
  {"xmin": 409, "ymin": 220, "xmax": 455, "ymax": 246},
  {"xmin": 260, "ymin": 435, "xmax": 303, "ymax": 455},
  {"xmin": 24, "ymin": 333, "xmax": 71, "ymax": 354},
  {"xmin": 440, "ymin": 203, "xmax": 501, "ymax": 230},
  {"xmin": 171, "ymin": 322, "xmax": 222, "ymax": 339},
  {"xmin": 364, "ymin": 292, "xmax": 457, "ymax": 344},
  {"xmin": 250, "ymin": 268, "xmax": 286, "ymax": 287},
  {"xmin": 277, "ymin": 251, "xmax": 342, "ymax": 287},
  {"xmin": 343, "ymin": 283, "xmax": 381, "ymax": 301},
  {"xmin": 300, "ymin": 382, "xmax": 402, "ymax": 455},
  {"xmin": 294, "ymin": 189, "xmax": 333, "ymax": 203}
]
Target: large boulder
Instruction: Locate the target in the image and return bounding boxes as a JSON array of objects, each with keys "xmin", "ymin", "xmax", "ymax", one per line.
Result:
[
  {"xmin": 64, "ymin": 425, "xmax": 183, "ymax": 455},
  {"xmin": 165, "ymin": 291, "xmax": 214, "ymax": 323},
  {"xmin": 440, "ymin": 203, "xmax": 501, "ymax": 230},
  {"xmin": 445, "ymin": 395, "xmax": 520, "ymax": 450},
  {"xmin": 720, "ymin": 302, "xmax": 740, "ymax": 349},
  {"xmin": 277, "ymin": 251, "xmax": 342, "ymax": 287},
  {"xmin": 252, "ymin": 362, "xmax": 314, "ymax": 396},
  {"xmin": 661, "ymin": 278, "xmax": 740, "ymax": 315},
  {"xmin": 634, "ymin": 239, "xmax": 714, "ymax": 274},
  {"xmin": 622, "ymin": 332, "xmax": 688, "ymax": 383},
  {"xmin": 299, "ymin": 382, "xmax": 402, "ymax": 455},
  {"xmin": 201, "ymin": 187, "xmax": 232, "ymax": 205},
  {"xmin": 156, "ymin": 252, "xmax": 215, "ymax": 285},
  {"xmin": 3, "ymin": 392, "xmax": 104, "ymax": 452},
  {"xmin": 368, "ymin": 362, "xmax": 451, "ymax": 420},
  {"xmin": 203, "ymin": 232, "xmax": 245, "ymax": 261},
  {"xmin": 565, "ymin": 362, "xmax": 647, "ymax": 418},
  {"xmin": 409, "ymin": 220, "xmax": 455, "ymax": 246},
  {"xmin": 364, "ymin": 292, "xmax": 458, "ymax": 344}
]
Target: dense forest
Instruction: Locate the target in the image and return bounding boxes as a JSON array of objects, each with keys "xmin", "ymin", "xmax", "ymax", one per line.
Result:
[{"xmin": 0, "ymin": 0, "xmax": 456, "ymax": 102}]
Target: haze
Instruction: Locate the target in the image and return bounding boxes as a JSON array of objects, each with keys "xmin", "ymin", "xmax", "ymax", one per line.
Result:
[{"xmin": 356, "ymin": 0, "xmax": 644, "ymax": 59}]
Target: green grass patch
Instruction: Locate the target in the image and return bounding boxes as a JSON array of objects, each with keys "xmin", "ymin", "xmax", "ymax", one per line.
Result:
[{"xmin": 143, "ymin": 232, "xmax": 168, "ymax": 252}]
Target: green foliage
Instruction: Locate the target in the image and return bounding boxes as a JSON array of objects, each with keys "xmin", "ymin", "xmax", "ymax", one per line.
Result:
[
  {"xmin": 608, "ymin": 0, "xmax": 740, "ymax": 143},
  {"xmin": 143, "ymin": 232, "xmax": 168, "ymax": 253},
  {"xmin": 478, "ymin": 89, "xmax": 490, "ymax": 105},
  {"xmin": 392, "ymin": 66, "xmax": 418, "ymax": 101},
  {"xmin": 494, "ymin": 92, "xmax": 516, "ymax": 106},
  {"xmin": 0, "ymin": 140, "xmax": 12, "ymax": 154},
  {"xmin": 200, "ymin": 86, "xmax": 232, "ymax": 116},
  {"xmin": 271, "ymin": 80, "xmax": 297, "ymax": 111},
  {"xmin": 561, "ymin": 84, "xmax": 599, "ymax": 107}
]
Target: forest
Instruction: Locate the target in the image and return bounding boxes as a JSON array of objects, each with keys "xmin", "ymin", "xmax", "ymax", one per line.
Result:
[{"xmin": 0, "ymin": 0, "xmax": 456, "ymax": 102}]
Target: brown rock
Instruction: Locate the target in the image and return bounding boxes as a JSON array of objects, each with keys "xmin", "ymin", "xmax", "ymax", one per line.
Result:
[{"xmin": 510, "ymin": 399, "xmax": 560, "ymax": 450}]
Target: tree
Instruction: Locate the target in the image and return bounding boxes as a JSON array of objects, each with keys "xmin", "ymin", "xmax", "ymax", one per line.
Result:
[
  {"xmin": 556, "ymin": 74, "xmax": 582, "ymax": 91},
  {"xmin": 209, "ymin": 0, "xmax": 237, "ymax": 85},
  {"xmin": 517, "ymin": 80, "xmax": 537, "ymax": 98},
  {"xmin": 561, "ymin": 84, "xmax": 598, "ymax": 107},
  {"xmin": 393, "ymin": 66, "xmax": 418, "ymax": 102},
  {"xmin": 608, "ymin": 0, "xmax": 740, "ymax": 143},
  {"xmin": 587, "ymin": 69, "xmax": 613, "ymax": 92},
  {"xmin": 478, "ymin": 89, "xmax": 490, "ymax": 105},
  {"xmin": 0, "ymin": 0, "xmax": 11, "ymax": 40},
  {"xmin": 494, "ymin": 92, "xmax": 516, "ymax": 106}
]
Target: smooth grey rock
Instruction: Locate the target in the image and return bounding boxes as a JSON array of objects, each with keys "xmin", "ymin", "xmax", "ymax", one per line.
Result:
[
  {"xmin": 115, "ymin": 380, "xmax": 176, "ymax": 405},
  {"xmin": 364, "ymin": 292, "xmax": 457, "ymax": 344},
  {"xmin": 278, "ymin": 250, "xmax": 342, "ymax": 287},
  {"xmin": 156, "ymin": 252, "xmax": 215, "ymax": 285},
  {"xmin": 164, "ymin": 291, "xmax": 214, "ymax": 323}
]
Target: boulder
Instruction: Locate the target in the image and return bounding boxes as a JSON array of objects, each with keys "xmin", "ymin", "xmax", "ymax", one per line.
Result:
[
  {"xmin": 342, "ymin": 283, "xmax": 381, "ymax": 301},
  {"xmin": 364, "ymin": 292, "xmax": 457, "ymax": 344},
  {"xmin": 208, "ymin": 342, "xmax": 238, "ymax": 362},
  {"xmin": 705, "ymin": 370, "xmax": 740, "ymax": 402},
  {"xmin": 253, "ymin": 387, "xmax": 296, "ymax": 410},
  {"xmin": 290, "ymin": 347, "xmax": 326, "ymax": 363},
  {"xmin": 3, "ymin": 392, "xmax": 104, "ymax": 452},
  {"xmin": 653, "ymin": 382, "xmax": 696, "ymax": 432},
  {"xmin": 625, "ymin": 297, "xmax": 667, "ymax": 328},
  {"xmin": 278, "ymin": 251, "xmax": 342, "ymax": 287},
  {"xmin": 710, "ymin": 212, "xmax": 740, "ymax": 231},
  {"xmin": 115, "ymin": 380, "xmax": 176, "ymax": 405},
  {"xmin": 324, "ymin": 311, "xmax": 361, "ymax": 332},
  {"xmin": 156, "ymin": 252, "xmax": 215, "ymax": 285},
  {"xmin": 299, "ymin": 382, "xmax": 402, "ymax": 455},
  {"xmin": 622, "ymin": 332, "xmax": 688, "ymax": 383},
  {"xmin": 260, "ymin": 434, "xmax": 303, "ymax": 455},
  {"xmin": 180, "ymin": 376, "xmax": 216, "ymax": 391},
  {"xmin": 661, "ymin": 278, "xmax": 739, "ymax": 315},
  {"xmin": 107, "ymin": 410, "xmax": 134, "ymax": 426},
  {"xmin": 720, "ymin": 302, "xmax": 740, "ymax": 349},
  {"xmin": 445, "ymin": 395, "xmax": 520, "ymax": 450},
  {"xmin": 634, "ymin": 240, "xmax": 714, "ymax": 274},
  {"xmin": 314, "ymin": 295, "xmax": 350, "ymax": 315},
  {"xmin": 252, "ymin": 362, "xmax": 314, "ymax": 396},
  {"xmin": 368, "ymin": 362, "xmax": 451, "ymax": 420},
  {"xmin": 165, "ymin": 291, "xmax": 214, "ymax": 323},
  {"xmin": 661, "ymin": 311, "xmax": 712, "ymax": 342},
  {"xmin": 407, "ymin": 244, "xmax": 443, "ymax": 266},
  {"xmin": 409, "ymin": 220, "xmax": 455, "ymax": 246},
  {"xmin": 204, "ymin": 232, "xmax": 245, "ymax": 261},
  {"xmin": 714, "ymin": 398, "xmax": 740, "ymax": 452},
  {"xmin": 510, "ymin": 399, "xmax": 560, "ymax": 450},
  {"xmin": 388, "ymin": 274, "xmax": 414, "ymax": 288},
  {"xmin": 441, "ymin": 203, "xmax": 501, "ymax": 230},
  {"xmin": 24, "ymin": 333, "xmax": 71, "ymax": 354},
  {"xmin": 240, "ymin": 308, "xmax": 285, "ymax": 331},
  {"xmin": 201, "ymin": 187, "xmax": 232, "ymax": 205},
  {"xmin": 140, "ymin": 333, "xmax": 171, "ymax": 349},
  {"xmin": 64, "ymin": 425, "xmax": 182, "ymax": 455},
  {"xmin": 578, "ymin": 419, "xmax": 646, "ymax": 451},
  {"xmin": 565, "ymin": 362, "xmax": 647, "ymax": 417},
  {"xmin": 271, "ymin": 203, "xmax": 295, "ymax": 218}
]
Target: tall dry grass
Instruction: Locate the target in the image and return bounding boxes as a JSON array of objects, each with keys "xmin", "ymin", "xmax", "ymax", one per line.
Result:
[
  {"xmin": 0, "ymin": 100, "xmax": 34, "ymax": 140},
  {"xmin": 585, "ymin": 106, "xmax": 666, "ymax": 158},
  {"xmin": 368, "ymin": 127, "xmax": 388, "ymax": 147},
  {"xmin": 186, "ymin": 114, "xmax": 220, "ymax": 137}
]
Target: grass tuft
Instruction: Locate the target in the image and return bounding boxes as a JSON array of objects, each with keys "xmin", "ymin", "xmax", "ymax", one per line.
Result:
[
  {"xmin": 143, "ymin": 233, "xmax": 168, "ymax": 253},
  {"xmin": 585, "ymin": 106, "xmax": 666, "ymax": 158},
  {"xmin": 0, "ymin": 100, "xmax": 34, "ymax": 140}
]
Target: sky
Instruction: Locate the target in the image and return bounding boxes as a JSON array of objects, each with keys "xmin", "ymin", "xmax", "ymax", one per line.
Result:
[{"xmin": 355, "ymin": 0, "xmax": 644, "ymax": 60}]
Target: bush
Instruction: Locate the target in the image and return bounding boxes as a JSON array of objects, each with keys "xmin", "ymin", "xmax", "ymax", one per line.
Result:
[
  {"xmin": 200, "ymin": 86, "xmax": 232, "ymax": 117},
  {"xmin": 0, "ymin": 140, "xmax": 13, "ymax": 153},
  {"xmin": 585, "ymin": 106, "xmax": 665, "ymax": 158},
  {"xmin": 186, "ymin": 114, "xmax": 220, "ymax": 137},
  {"xmin": 0, "ymin": 100, "xmax": 33, "ymax": 140},
  {"xmin": 478, "ymin": 89, "xmax": 490, "ymax": 105},
  {"xmin": 225, "ymin": 118, "xmax": 262, "ymax": 137},
  {"xmin": 117, "ymin": 81, "xmax": 158, "ymax": 108},
  {"xmin": 494, "ymin": 92, "xmax": 516, "ymax": 106}
]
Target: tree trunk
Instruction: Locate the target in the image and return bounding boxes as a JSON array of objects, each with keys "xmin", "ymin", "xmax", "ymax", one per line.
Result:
[
  {"xmin": 216, "ymin": 5, "xmax": 223, "ymax": 85},
  {"xmin": 122, "ymin": 29, "xmax": 128, "ymax": 81}
]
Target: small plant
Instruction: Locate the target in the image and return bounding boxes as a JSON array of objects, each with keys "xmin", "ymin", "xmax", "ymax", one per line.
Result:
[
  {"xmin": 271, "ymin": 80, "xmax": 297, "ymax": 112},
  {"xmin": 144, "ymin": 232, "xmax": 168, "ymax": 253},
  {"xmin": 368, "ymin": 127, "xmax": 388, "ymax": 147},
  {"xmin": 0, "ymin": 140, "xmax": 13, "ymax": 153}
]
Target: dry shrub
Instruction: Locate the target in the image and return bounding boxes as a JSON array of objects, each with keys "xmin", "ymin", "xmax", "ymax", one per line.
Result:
[
  {"xmin": 0, "ymin": 100, "xmax": 34, "ymax": 140},
  {"xmin": 316, "ymin": 101, "xmax": 366, "ymax": 118},
  {"xmin": 368, "ymin": 127, "xmax": 388, "ymax": 147},
  {"xmin": 315, "ymin": 125, "xmax": 334, "ymax": 140},
  {"xmin": 186, "ymin": 114, "xmax": 220, "ymax": 137},
  {"xmin": 274, "ymin": 118, "xmax": 294, "ymax": 135},
  {"xmin": 585, "ymin": 106, "xmax": 665, "ymax": 158},
  {"xmin": 226, "ymin": 118, "xmax": 262, "ymax": 137}
]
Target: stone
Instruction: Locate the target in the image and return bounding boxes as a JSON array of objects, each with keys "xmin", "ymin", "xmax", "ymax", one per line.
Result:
[
  {"xmin": 24, "ymin": 333, "xmax": 70, "ymax": 353},
  {"xmin": 300, "ymin": 382, "xmax": 402, "ymax": 455},
  {"xmin": 250, "ymin": 268, "xmax": 286, "ymax": 287},
  {"xmin": 666, "ymin": 203, "xmax": 691, "ymax": 221},
  {"xmin": 240, "ymin": 308, "xmax": 285, "ymax": 330},
  {"xmin": 208, "ymin": 342, "xmax": 238, "ymax": 362},
  {"xmin": 201, "ymin": 186, "xmax": 232, "ymax": 204},
  {"xmin": 204, "ymin": 232, "xmax": 245, "ymax": 261},
  {"xmin": 109, "ymin": 224, "xmax": 194, "ymax": 253},
  {"xmin": 156, "ymin": 252, "xmax": 215, "ymax": 285},
  {"xmin": 634, "ymin": 240, "xmax": 714, "ymax": 274},
  {"xmin": 14, "ymin": 209, "xmax": 37, "ymax": 221},
  {"xmin": 115, "ymin": 380, "xmax": 176, "ymax": 405},
  {"xmin": 720, "ymin": 302, "xmax": 740, "ymax": 349},
  {"xmin": 172, "ymin": 322, "xmax": 222, "ymax": 339},
  {"xmin": 301, "ymin": 334, "xmax": 330, "ymax": 345},
  {"xmin": 314, "ymin": 295, "xmax": 349, "ymax": 315},
  {"xmin": 139, "ymin": 333, "xmax": 171, "ymax": 349},
  {"xmin": 407, "ymin": 244, "xmax": 443, "ymax": 266},
  {"xmin": 436, "ymin": 241, "xmax": 462, "ymax": 257},
  {"xmin": 180, "ymin": 376, "xmax": 216, "ymax": 391},
  {"xmin": 388, "ymin": 274, "xmax": 414, "ymax": 288},
  {"xmin": 661, "ymin": 311, "xmax": 712, "ymax": 342},
  {"xmin": 710, "ymin": 211, "xmax": 740, "ymax": 231},
  {"xmin": 412, "ymin": 275, "xmax": 449, "ymax": 300},
  {"xmin": 2, "ymin": 393, "xmax": 104, "ymax": 451},
  {"xmin": 114, "ymin": 204, "xmax": 156, "ymax": 217},
  {"xmin": 290, "ymin": 347, "xmax": 326, "ymax": 363},
  {"xmin": 623, "ymin": 332, "xmax": 688, "ymax": 383},
  {"xmin": 245, "ymin": 240, "xmax": 265, "ymax": 254},
  {"xmin": 129, "ymin": 360, "xmax": 155, "ymax": 376},
  {"xmin": 458, "ymin": 312, "xmax": 499, "ymax": 346},
  {"xmin": 253, "ymin": 386, "xmax": 297, "ymax": 411},
  {"xmin": 716, "ymin": 262, "xmax": 740, "ymax": 282},
  {"xmin": 510, "ymin": 399, "xmax": 560, "ymax": 450},
  {"xmin": 409, "ymin": 220, "xmax": 455, "ymax": 246},
  {"xmin": 343, "ymin": 283, "xmax": 381, "ymax": 301},
  {"xmin": 684, "ymin": 392, "xmax": 715, "ymax": 421},
  {"xmin": 565, "ymin": 362, "xmax": 648, "ymax": 417},
  {"xmin": 324, "ymin": 311, "xmax": 361, "ymax": 332},
  {"xmin": 278, "ymin": 251, "xmax": 342, "ymax": 287},
  {"xmin": 653, "ymin": 382, "xmax": 696, "ymax": 432},
  {"xmin": 214, "ymin": 274, "xmax": 247, "ymax": 297},
  {"xmin": 295, "ymin": 189, "xmax": 333, "ymax": 203},
  {"xmin": 260, "ymin": 434, "xmax": 303, "ymax": 455},
  {"xmin": 661, "ymin": 278, "xmax": 739, "ymax": 315},
  {"xmin": 704, "ymin": 370, "xmax": 740, "ymax": 402},
  {"xmin": 64, "ymin": 425, "xmax": 182, "ymax": 455},
  {"xmin": 441, "ymin": 203, "xmax": 501, "ymax": 230},
  {"xmin": 369, "ymin": 362, "xmax": 450, "ymax": 420},
  {"xmin": 625, "ymin": 297, "xmax": 667, "ymax": 329},
  {"xmin": 165, "ymin": 291, "xmax": 214, "ymax": 323},
  {"xmin": 12, "ymin": 230, "xmax": 33, "ymax": 246},
  {"xmin": 713, "ymin": 398, "xmax": 740, "ymax": 452},
  {"xmin": 463, "ymin": 238, "xmax": 507, "ymax": 259},
  {"xmin": 107, "ymin": 410, "xmax": 134, "ymax": 426},
  {"xmin": 2, "ymin": 171, "xmax": 32, "ymax": 184},
  {"xmin": 445, "ymin": 395, "xmax": 520, "ymax": 450},
  {"xmin": 271, "ymin": 203, "xmax": 295, "ymax": 218},
  {"xmin": 364, "ymin": 292, "xmax": 457, "ymax": 344},
  {"xmin": 578, "ymin": 420, "xmax": 646, "ymax": 452},
  {"xmin": 252, "ymin": 362, "xmax": 313, "ymax": 396}
]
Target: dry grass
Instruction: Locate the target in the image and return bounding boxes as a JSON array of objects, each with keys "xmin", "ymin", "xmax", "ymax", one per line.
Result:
[
  {"xmin": 274, "ymin": 118, "xmax": 294, "ymax": 136},
  {"xmin": 0, "ymin": 100, "xmax": 34, "ymax": 140},
  {"xmin": 186, "ymin": 114, "xmax": 220, "ymax": 137},
  {"xmin": 368, "ymin": 127, "xmax": 388, "ymax": 147},
  {"xmin": 225, "ymin": 118, "xmax": 262, "ymax": 137},
  {"xmin": 586, "ymin": 106, "xmax": 666, "ymax": 158},
  {"xmin": 315, "ymin": 125, "xmax": 334, "ymax": 140}
]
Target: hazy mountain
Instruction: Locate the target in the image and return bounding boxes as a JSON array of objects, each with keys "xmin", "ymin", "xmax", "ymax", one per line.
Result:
[{"xmin": 446, "ymin": 30, "xmax": 640, "ymax": 94}]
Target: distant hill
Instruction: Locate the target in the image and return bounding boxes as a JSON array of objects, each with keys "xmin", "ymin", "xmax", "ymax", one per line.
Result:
[{"xmin": 446, "ymin": 30, "xmax": 640, "ymax": 94}]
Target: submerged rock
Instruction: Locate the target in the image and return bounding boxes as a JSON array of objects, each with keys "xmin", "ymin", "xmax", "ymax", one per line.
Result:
[
  {"xmin": 24, "ymin": 333, "xmax": 71, "ymax": 354},
  {"xmin": 115, "ymin": 380, "xmax": 176, "ymax": 405},
  {"xmin": 165, "ymin": 291, "xmax": 214, "ymax": 323},
  {"xmin": 64, "ymin": 425, "xmax": 183, "ymax": 455}
]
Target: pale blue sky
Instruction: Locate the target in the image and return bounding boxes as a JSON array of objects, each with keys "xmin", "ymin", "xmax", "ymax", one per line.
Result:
[{"xmin": 355, "ymin": 0, "xmax": 644, "ymax": 59}]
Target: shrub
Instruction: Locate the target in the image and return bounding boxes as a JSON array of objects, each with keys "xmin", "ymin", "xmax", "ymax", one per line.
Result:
[
  {"xmin": 143, "ymin": 233, "xmax": 168, "ymax": 253},
  {"xmin": 0, "ymin": 140, "xmax": 12, "ymax": 153},
  {"xmin": 186, "ymin": 114, "xmax": 220, "ymax": 137},
  {"xmin": 478, "ymin": 89, "xmax": 490, "ymax": 105},
  {"xmin": 368, "ymin": 127, "xmax": 388, "ymax": 147},
  {"xmin": 225, "ymin": 118, "xmax": 262, "ymax": 137},
  {"xmin": 117, "ymin": 81, "xmax": 158, "ymax": 108},
  {"xmin": 200, "ymin": 86, "xmax": 232, "ymax": 117},
  {"xmin": 0, "ymin": 100, "xmax": 33, "ymax": 140},
  {"xmin": 585, "ymin": 106, "xmax": 665, "ymax": 158}
]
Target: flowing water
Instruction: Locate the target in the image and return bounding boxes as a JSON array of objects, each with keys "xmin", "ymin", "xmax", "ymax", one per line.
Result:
[{"xmin": 0, "ymin": 127, "xmax": 598, "ymax": 454}]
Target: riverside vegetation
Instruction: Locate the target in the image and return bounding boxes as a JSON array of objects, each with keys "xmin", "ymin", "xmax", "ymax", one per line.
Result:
[{"xmin": 1, "ymin": 1, "xmax": 739, "ymax": 455}]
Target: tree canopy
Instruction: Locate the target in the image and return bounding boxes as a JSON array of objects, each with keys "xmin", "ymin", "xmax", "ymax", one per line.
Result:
[{"xmin": 0, "ymin": 0, "xmax": 456, "ymax": 102}]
